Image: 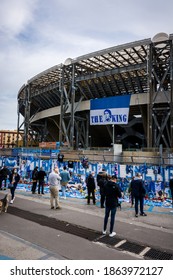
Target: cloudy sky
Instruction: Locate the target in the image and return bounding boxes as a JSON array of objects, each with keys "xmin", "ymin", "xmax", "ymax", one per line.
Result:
[{"xmin": 0, "ymin": 0, "xmax": 173, "ymax": 130}]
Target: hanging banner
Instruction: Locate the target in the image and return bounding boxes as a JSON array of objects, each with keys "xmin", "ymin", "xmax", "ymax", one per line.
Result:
[{"xmin": 90, "ymin": 95, "xmax": 131, "ymax": 125}]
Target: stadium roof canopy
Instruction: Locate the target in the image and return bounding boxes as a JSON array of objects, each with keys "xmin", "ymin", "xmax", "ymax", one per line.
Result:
[
  {"xmin": 18, "ymin": 33, "xmax": 173, "ymax": 149},
  {"xmin": 18, "ymin": 38, "xmax": 154, "ymax": 113}
]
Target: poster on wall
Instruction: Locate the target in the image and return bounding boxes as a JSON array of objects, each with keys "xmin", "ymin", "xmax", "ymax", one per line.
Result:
[{"xmin": 90, "ymin": 95, "xmax": 131, "ymax": 125}]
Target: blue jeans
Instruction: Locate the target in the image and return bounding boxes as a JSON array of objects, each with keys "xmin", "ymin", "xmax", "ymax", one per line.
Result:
[
  {"xmin": 10, "ymin": 182, "xmax": 17, "ymax": 200},
  {"xmin": 103, "ymin": 206, "xmax": 117, "ymax": 233},
  {"xmin": 61, "ymin": 185, "xmax": 66, "ymax": 197}
]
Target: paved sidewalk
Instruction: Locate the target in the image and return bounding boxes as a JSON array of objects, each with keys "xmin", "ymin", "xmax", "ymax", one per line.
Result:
[
  {"xmin": 0, "ymin": 230, "xmax": 65, "ymax": 260},
  {"xmin": 14, "ymin": 189, "xmax": 173, "ymax": 231}
]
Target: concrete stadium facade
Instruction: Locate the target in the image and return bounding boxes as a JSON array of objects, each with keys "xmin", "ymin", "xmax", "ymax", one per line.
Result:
[{"xmin": 17, "ymin": 32, "xmax": 173, "ymax": 150}]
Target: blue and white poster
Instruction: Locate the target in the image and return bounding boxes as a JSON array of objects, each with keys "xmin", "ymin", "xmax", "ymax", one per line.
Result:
[{"xmin": 90, "ymin": 95, "xmax": 131, "ymax": 125}]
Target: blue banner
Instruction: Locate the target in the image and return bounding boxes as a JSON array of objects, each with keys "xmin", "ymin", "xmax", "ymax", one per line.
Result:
[{"xmin": 90, "ymin": 95, "xmax": 131, "ymax": 125}]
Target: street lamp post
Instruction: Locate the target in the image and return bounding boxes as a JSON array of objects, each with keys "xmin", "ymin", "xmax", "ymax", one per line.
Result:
[{"xmin": 112, "ymin": 124, "xmax": 115, "ymax": 161}]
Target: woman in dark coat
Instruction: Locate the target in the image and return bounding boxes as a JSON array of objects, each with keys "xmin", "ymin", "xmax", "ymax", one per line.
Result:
[{"xmin": 9, "ymin": 168, "xmax": 20, "ymax": 204}]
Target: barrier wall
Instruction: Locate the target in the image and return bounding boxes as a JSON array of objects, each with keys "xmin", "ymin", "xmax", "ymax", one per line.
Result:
[{"xmin": 0, "ymin": 154, "xmax": 173, "ymax": 208}]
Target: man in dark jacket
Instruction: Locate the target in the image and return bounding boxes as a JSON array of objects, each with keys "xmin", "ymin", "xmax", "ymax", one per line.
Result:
[
  {"xmin": 86, "ymin": 172, "xmax": 96, "ymax": 205},
  {"xmin": 31, "ymin": 166, "xmax": 38, "ymax": 194},
  {"xmin": 97, "ymin": 169, "xmax": 107, "ymax": 208},
  {"xmin": 169, "ymin": 177, "xmax": 173, "ymax": 204},
  {"xmin": 102, "ymin": 175, "xmax": 121, "ymax": 237},
  {"xmin": 0, "ymin": 166, "xmax": 9, "ymax": 190},
  {"xmin": 37, "ymin": 167, "xmax": 47, "ymax": 194},
  {"xmin": 131, "ymin": 173, "xmax": 147, "ymax": 217}
]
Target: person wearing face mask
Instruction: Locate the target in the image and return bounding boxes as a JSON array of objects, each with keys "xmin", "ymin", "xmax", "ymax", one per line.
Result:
[{"xmin": 9, "ymin": 168, "xmax": 20, "ymax": 204}]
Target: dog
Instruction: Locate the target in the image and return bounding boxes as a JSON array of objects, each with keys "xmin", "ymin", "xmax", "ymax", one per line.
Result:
[{"xmin": 0, "ymin": 194, "xmax": 9, "ymax": 213}]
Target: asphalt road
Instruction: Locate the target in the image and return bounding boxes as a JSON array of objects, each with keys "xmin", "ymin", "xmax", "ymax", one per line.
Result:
[{"xmin": 0, "ymin": 190, "xmax": 173, "ymax": 260}]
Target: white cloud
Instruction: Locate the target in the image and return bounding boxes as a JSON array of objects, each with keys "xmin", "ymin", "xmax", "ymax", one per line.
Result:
[{"xmin": 0, "ymin": 0, "xmax": 38, "ymax": 38}]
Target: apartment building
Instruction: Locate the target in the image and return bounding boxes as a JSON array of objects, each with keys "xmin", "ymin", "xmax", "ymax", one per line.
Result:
[{"xmin": 0, "ymin": 130, "xmax": 23, "ymax": 148}]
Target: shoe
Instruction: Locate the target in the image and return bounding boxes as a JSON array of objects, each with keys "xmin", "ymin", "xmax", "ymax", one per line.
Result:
[
  {"xmin": 56, "ymin": 206, "xmax": 61, "ymax": 209},
  {"xmin": 102, "ymin": 230, "xmax": 106, "ymax": 235},
  {"xmin": 101, "ymin": 206, "xmax": 105, "ymax": 208},
  {"xmin": 42, "ymin": 193, "xmax": 44, "ymax": 195},
  {"xmin": 10, "ymin": 197, "xmax": 15, "ymax": 203},
  {"xmin": 51, "ymin": 206, "xmax": 54, "ymax": 209},
  {"xmin": 140, "ymin": 212, "xmax": 147, "ymax": 216},
  {"xmin": 135, "ymin": 214, "xmax": 138, "ymax": 217},
  {"xmin": 109, "ymin": 232, "xmax": 116, "ymax": 237}
]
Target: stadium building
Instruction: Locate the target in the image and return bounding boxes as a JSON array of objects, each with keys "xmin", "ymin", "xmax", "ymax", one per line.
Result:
[{"xmin": 17, "ymin": 32, "xmax": 173, "ymax": 150}]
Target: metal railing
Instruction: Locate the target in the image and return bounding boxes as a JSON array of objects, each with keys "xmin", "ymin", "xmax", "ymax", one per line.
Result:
[{"xmin": 0, "ymin": 147, "xmax": 173, "ymax": 166}]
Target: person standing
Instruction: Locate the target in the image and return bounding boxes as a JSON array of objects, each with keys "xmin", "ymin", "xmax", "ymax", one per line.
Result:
[
  {"xmin": 0, "ymin": 165, "xmax": 10, "ymax": 190},
  {"xmin": 97, "ymin": 169, "xmax": 107, "ymax": 208},
  {"xmin": 9, "ymin": 168, "xmax": 20, "ymax": 204},
  {"xmin": 169, "ymin": 177, "xmax": 173, "ymax": 204},
  {"xmin": 37, "ymin": 167, "xmax": 47, "ymax": 194},
  {"xmin": 102, "ymin": 175, "xmax": 121, "ymax": 237},
  {"xmin": 128, "ymin": 176, "xmax": 135, "ymax": 207},
  {"xmin": 31, "ymin": 166, "xmax": 38, "ymax": 194},
  {"xmin": 131, "ymin": 173, "xmax": 147, "ymax": 217},
  {"xmin": 60, "ymin": 166, "xmax": 70, "ymax": 199},
  {"xmin": 86, "ymin": 172, "xmax": 96, "ymax": 205},
  {"xmin": 48, "ymin": 166, "xmax": 61, "ymax": 209},
  {"xmin": 154, "ymin": 178, "xmax": 164, "ymax": 198}
]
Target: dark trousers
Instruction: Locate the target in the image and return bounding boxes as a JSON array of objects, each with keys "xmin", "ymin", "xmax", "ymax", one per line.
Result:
[
  {"xmin": 38, "ymin": 180, "xmax": 44, "ymax": 194},
  {"xmin": 100, "ymin": 194, "xmax": 105, "ymax": 208},
  {"xmin": 87, "ymin": 188, "xmax": 96, "ymax": 204},
  {"xmin": 31, "ymin": 181, "xmax": 37, "ymax": 193},
  {"xmin": 130, "ymin": 194, "xmax": 134, "ymax": 206},
  {"xmin": 171, "ymin": 189, "xmax": 173, "ymax": 203},
  {"xmin": 103, "ymin": 206, "xmax": 116, "ymax": 233},
  {"xmin": 10, "ymin": 182, "xmax": 17, "ymax": 200},
  {"xmin": 134, "ymin": 196, "xmax": 144, "ymax": 214}
]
